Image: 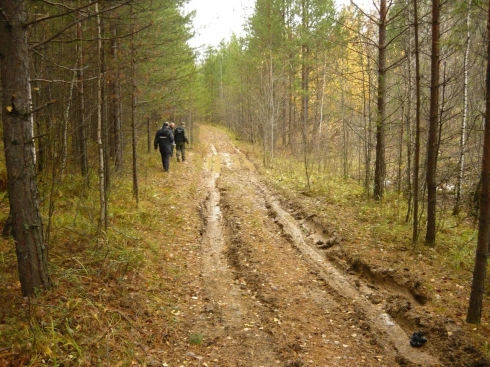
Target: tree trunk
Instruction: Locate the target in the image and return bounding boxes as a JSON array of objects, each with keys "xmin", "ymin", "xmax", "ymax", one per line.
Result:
[
  {"xmin": 131, "ymin": 7, "xmax": 139, "ymax": 203},
  {"xmin": 398, "ymin": 104, "xmax": 405, "ymax": 194},
  {"xmin": 301, "ymin": 0, "xmax": 311, "ymax": 189},
  {"xmin": 114, "ymin": 48, "xmax": 123, "ymax": 174},
  {"xmin": 0, "ymin": 0, "xmax": 51, "ymax": 296},
  {"xmin": 412, "ymin": 0, "xmax": 421, "ymax": 244},
  {"xmin": 76, "ymin": 6, "xmax": 88, "ymax": 178},
  {"xmin": 100, "ymin": 11, "xmax": 110, "ymax": 194},
  {"xmin": 363, "ymin": 72, "xmax": 370, "ymax": 193},
  {"xmin": 96, "ymin": 3, "xmax": 107, "ymax": 230},
  {"xmin": 61, "ymin": 72, "xmax": 76, "ymax": 178},
  {"xmin": 405, "ymin": 5, "xmax": 413, "ymax": 222},
  {"xmin": 454, "ymin": 0, "xmax": 471, "ymax": 216},
  {"xmin": 374, "ymin": 0, "xmax": 388, "ymax": 200},
  {"xmin": 425, "ymin": 0, "xmax": 440, "ymax": 247},
  {"xmin": 341, "ymin": 61, "xmax": 348, "ymax": 179},
  {"xmin": 466, "ymin": 0, "xmax": 490, "ymax": 324},
  {"xmin": 268, "ymin": 49, "xmax": 275, "ymax": 169}
]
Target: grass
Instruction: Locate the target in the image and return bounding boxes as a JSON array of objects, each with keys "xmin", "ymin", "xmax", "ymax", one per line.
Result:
[
  {"xmin": 188, "ymin": 332, "xmax": 204, "ymax": 345},
  {"xmin": 237, "ymin": 138, "xmax": 482, "ymax": 274},
  {"xmin": 0, "ymin": 133, "xmax": 207, "ymax": 365},
  {"xmin": 447, "ymin": 232, "xmax": 478, "ymax": 271}
]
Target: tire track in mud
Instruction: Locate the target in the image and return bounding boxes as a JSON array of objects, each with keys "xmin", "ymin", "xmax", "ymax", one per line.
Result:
[
  {"xmin": 196, "ymin": 141, "xmax": 278, "ymax": 366},
  {"xmin": 198, "ymin": 128, "xmax": 441, "ymax": 366},
  {"xmin": 216, "ymin": 165, "xmax": 398, "ymax": 366},
  {"xmin": 257, "ymin": 185, "xmax": 440, "ymax": 366}
]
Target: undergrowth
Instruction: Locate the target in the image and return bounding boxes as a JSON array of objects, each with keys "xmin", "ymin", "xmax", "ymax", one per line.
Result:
[
  {"xmin": 0, "ymin": 134, "xmax": 204, "ymax": 365},
  {"xmin": 237, "ymin": 140, "xmax": 481, "ymax": 275}
]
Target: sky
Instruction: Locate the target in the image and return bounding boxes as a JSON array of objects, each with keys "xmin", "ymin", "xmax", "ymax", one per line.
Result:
[
  {"xmin": 184, "ymin": 0, "xmax": 254, "ymax": 50},
  {"xmin": 184, "ymin": 0, "xmax": 374, "ymax": 51}
]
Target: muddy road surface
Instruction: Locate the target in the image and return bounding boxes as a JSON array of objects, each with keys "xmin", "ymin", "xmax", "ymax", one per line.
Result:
[{"xmin": 178, "ymin": 127, "xmax": 455, "ymax": 367}]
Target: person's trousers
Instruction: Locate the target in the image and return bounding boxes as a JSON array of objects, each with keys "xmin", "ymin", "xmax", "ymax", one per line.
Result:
[
  {"xmin": 176, "ymin": 143, "xmax": 186, "ymax": 161},
  {"xmin": 160, "ymin": 152, "xmax": 170, "ymax": 172}
]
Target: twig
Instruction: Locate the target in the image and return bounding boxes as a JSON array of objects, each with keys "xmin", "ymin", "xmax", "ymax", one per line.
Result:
[
  {"xmin": 111, "ymin": 226, "xmax": 140, "ymax": 240},
  {"xmin": 31, "ymin": 100, "xmax": 57, "ymax": 115}
]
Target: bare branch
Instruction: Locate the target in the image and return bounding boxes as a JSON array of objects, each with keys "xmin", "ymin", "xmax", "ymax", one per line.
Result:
[
  {"xmin": 30, "ymin": 76, "xmax": 97, "ymax": 83},
  {"xmin": 24, "ymin": 0, "xmax": 98, "ymax": 28},
  {"xmin": 32, "ymin": 132, "xmax": 51, "ymax": 140},
  {"xmin": 30, "ymin": 1, "xmax": 131, "ymax": 50},
  {"xmin": 350, "ymin": 0, "xmax": 378, "ymax": 23},
  {"xmin": 31, "ymin": 48, "xmax": 85, "ymax": 72},
  {"xmin": 31, "ymin": 100, "xmax": 57, "ymax": 115},
  {"xmin": 0, "ymin": 9, "xmax": 9, "ymax": 22},
  {"xmin": 30, "ymin": 0, "xmax": 78, "ymax": 11}
]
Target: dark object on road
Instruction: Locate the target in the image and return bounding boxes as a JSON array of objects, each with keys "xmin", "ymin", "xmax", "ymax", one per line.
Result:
[{"xmin": 410, "ymin": 331, "xmax": 427, "ymax": 347}]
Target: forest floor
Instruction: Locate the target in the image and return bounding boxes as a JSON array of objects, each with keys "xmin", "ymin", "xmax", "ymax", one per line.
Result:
[{"xmin": 1, "ymin": 124, "xmax": 490, "ymax": 366}]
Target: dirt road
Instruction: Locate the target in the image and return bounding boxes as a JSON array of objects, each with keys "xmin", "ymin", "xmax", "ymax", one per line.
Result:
[
  {"xmin": 176, "ymin": 127, "xmax": 449, "ymax": 367},
  {"xmin": 1, "ymin": 126, "xmax": 488, "ymax": 366}
]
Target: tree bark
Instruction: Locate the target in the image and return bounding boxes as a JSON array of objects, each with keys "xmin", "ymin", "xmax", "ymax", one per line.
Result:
[
  {"xmin": 131, "ymin": 6, "xmax": 139, "ymax": 203},
  {"xmin": 301, "ymin": 0, "xmax": 311, "ymax": 190},
  {"xmin": 412, "ymin": 0, "xmax": 421, "ymax": 244},
  {"xmin": 76, "ymin": 5, "xmax": 88, "ymax": 178},
  {"xmin": 110, "ymin": 18, "xmax": 123, "ymax": 174},
  {"xmin": 466, "ymin": 0, "xmax": 490, "ymax": 325},
  {"xmin": 425, "ymin": 0, "xmax": 440, "ymax": 247},
  {"xmin": 374, "ymin": 0, "xmax": 387, "ymax": 201},
  {"xmin": 100, "ymin": 10, "xmax": 110, "ymax": 194},
  {"xmin": 96, "ymin": 3, "xmax": 107, "ymax": 230},
  {"xmin": 454, "ymin": 0, "xmax": 471, "ymax": 216},
  {"xmin": 0, "ymin": 0, "xmax": 51, "ymax": 296}
]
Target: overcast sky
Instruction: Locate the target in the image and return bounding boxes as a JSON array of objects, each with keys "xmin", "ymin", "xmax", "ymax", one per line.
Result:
[
  {"xmin": 184, "ymin": 0, "xmax": 374, "ymax": 51},
  {"xmin": 184, "ymin": 0, "xmax": 253, "ymax": 50}
]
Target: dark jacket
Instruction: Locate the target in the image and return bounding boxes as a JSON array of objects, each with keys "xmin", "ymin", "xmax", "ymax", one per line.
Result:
[
  {"xmin": 154, "ymin": 127, "xmax": 174, "ymax": 155},
  {"xmin": 174, "ymin": 126, "xmax": 189, "ymax": 144}
]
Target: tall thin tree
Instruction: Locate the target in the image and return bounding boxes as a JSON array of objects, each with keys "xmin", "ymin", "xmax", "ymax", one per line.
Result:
[
  {"xmin": 0, "ymin": 0, "xmax": 51, "ymax": 296},
  {"xmin": 76, "ymin": 4, "xmax": 88, "ymax": 178},
  {"xmin": 373, "ymin": 0, "xmax": 388, "ymax": 200},
  {"xmin": 412, "ymin": 0, "xmax": 421, "ymax": 244},
  {"xmin": 131, "ymin": 6, "xmax": 139, "ymax": 203},
  {"xmin": 96, "ymin": 2, "xmax": 107, "ymax": 230},
  {"xmin": 466, "ymin": 0, "xmax": 490, "ymax": 325},
  {"xmin": 454, "ymin": 0, "xmax": 472, "ymax": 215},
  {"xmin": 425, "ymin": 0, "xmax": 440, "ymax": 246}
]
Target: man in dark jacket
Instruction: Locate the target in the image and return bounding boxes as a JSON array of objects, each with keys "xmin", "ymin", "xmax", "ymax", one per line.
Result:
[
  {"xmin": 174, "ymin": 122, "xmax": 189, "ymax": 162},
  {"xmin": 154, "ymin": 122, "xmax": 174, "ymax": 172}
]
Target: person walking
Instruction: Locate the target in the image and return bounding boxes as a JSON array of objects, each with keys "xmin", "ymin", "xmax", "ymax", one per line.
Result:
[
  {"xmin": 169, "ymin": 122, "xmax": 176, "ymax": 157},
  {"xmin": 174, "ymin": 122, "xmax": 189, "ymax": 162},
  {"xmin": 154, "ymin": 122, "xmax": 174, "ymax": 172}
]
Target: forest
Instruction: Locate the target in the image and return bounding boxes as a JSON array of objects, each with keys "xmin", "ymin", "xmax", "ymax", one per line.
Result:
[{"xmin": 1, "ymin": 0, "xmax": 490, "ymax": 365}]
